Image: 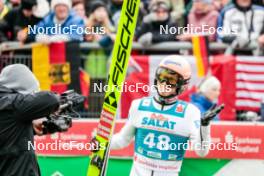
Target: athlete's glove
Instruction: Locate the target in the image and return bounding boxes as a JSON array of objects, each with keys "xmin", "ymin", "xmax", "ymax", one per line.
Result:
[{"xmin": 201, "ymin": 104, "xmax": 225, "ymax": 126}]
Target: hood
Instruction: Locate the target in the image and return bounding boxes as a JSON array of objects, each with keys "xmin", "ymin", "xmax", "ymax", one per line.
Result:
[
  {"xmin": 233, "ymin": 0, "xmax": 252, "ymax": 12},
  {"xmin": 0, "ymin": 64, "xmax": 40, "ymax": 94},
  {"xmin": 0, "ymin": 85, "xmax": 14, "ymax": 94}
]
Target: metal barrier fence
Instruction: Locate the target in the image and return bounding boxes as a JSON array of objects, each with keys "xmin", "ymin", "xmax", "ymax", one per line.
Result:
[
  {"xmin": 0, "ymin": 41, "xmax": 260, "ymax": 52},
  {"xmin": 0, "ymin": 54, "xmax": 32, "ymax": 69},
  {"xmin": 0, "ymin": 41, "xmax": 260, "ymax": 118}
]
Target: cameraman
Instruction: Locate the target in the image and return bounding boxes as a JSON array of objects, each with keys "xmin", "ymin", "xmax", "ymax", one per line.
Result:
[{"xmin": 0, "ymin": 64, "xmax": 62, "ymax": 176}]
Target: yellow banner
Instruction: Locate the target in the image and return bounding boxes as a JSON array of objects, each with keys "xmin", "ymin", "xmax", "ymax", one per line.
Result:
[{"xmin": 32, "ymin": 43, "xmax": 51, "ymax": 90}]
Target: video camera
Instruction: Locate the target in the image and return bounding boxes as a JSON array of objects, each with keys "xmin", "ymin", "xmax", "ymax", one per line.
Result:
[{"xmin": 42, "ymin": 90, "xmax": 86, "ymax": 134}]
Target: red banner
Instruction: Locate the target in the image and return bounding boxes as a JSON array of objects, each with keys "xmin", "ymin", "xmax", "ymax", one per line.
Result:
[
  {"xmin": 35, "ymin": 120, "xmax": 264, "ymax": 159},
  {"xmin": 120, "ymin": 55, "xmax": 264, "ymax": 121},
  {"xmin": 211, "ymin": 55, "xmax": 236, "ymax": 120}
]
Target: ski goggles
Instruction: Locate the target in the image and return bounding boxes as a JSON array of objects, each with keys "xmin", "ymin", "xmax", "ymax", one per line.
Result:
[{"xmin": 156, "ymin": 67, "xmax": 179, "ymax": 87}]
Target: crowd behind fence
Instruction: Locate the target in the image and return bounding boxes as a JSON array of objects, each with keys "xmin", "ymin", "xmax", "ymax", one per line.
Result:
[{"xmin": 0, "ymin": 41, "xmax": 261, "ymax": 119}]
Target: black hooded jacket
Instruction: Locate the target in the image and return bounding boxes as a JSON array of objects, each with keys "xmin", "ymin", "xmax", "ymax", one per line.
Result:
[
  {"xmin": 0, "ymin": 6, "xmax": 41, "ymax": 42},
  {"xmin": 135, "ymin": 17, "xmax": 178, "ymax": 43},
  {"xmin": 0, "ymin": 86, "xmax": 60, "ymax": 176}
]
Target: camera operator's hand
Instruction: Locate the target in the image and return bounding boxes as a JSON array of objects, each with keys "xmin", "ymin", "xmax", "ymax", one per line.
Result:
[
  {"xmin": 32, "ymin": 118, "xmax": 45, "ymax": 136},
  {"xmin": 201, "ymin": 104, "xmax": 225, "ymax": 126}
]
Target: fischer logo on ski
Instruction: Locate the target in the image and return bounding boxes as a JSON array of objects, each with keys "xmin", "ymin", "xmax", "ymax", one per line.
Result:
[{"xmin": 86, "ymin": 0, "xmax": 140, "ymax": 176}]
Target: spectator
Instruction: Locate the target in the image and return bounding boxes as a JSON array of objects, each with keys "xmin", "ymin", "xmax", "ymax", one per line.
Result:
[
  {"xmin": 170, "ymin": 0, "xmax": 185, "ymax": 27},
  {"xmin": 190, "ymin": 76, "xmax": 221, "ymax": 120},
  {"xmin": 7, "ymin": 0, "xmax": 21, "ymax": 8},
  {"xmin": 217, "ymin": 0, "xmax": 264, "ymax": 49},
  {"xmin": 33, "ymin": 0, "xmax": 49, "ymax": 18},
  {"xmin": 30, "ymin": 0, "xmax": 85, "ymax": 43},
  {"xmin": 261, "ymin": 99, "xmax": 264, "ymax": 121},
  {"xmin": 0, "ymin": 0, "xmax": 9, "ymax": 19},
  {"xmin": 84, "ymin": 0, "xmax": 96, "ymax": 16},
  {"xmin": 258, "ymin": 24, "xmax": 264, "ymax": 46},
  {"xmin": 108, "ymin": 0, "xmax": 123, "ymax": 29},
  {"xmin": 257, "ymin": 25, "xmax": 264, "ymax": 55},
  {"xmin": 136, "ymin": 0, "xmax": 178, "ymax": 46},
  {"xmin": 149, "ymin": 0, "xmax": 185, "ymax": 26},
  {"xmin": 86, "ymin": 1, "xmax": 115, "ymax": 44},
  {"xmin": 0, "ymin": 0, "xmax": 41, "ymax": 43},
  {"xmin": 177, "ymin": 0, "xmax": 219, "ymax": 41},
  {"xmin": 72, "ymin": 0, "xmax": 87, "ymax": 20},
  {"xmin": 135, "ymin": 1, "xmax": 148, "ymax": 26},
  {"xmin": 72, "ymin": 0, "xmax": 88, "ymax": 42},
  {"xmin": 213, "ymin": 0, "xmax": 231, "ymax": 11},
  {"xmin": 84, "ymin": 1, "xmax": 114, "ymax": 81}
]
